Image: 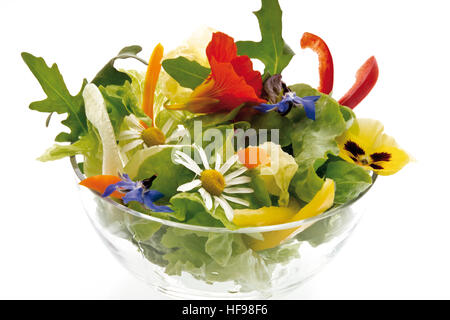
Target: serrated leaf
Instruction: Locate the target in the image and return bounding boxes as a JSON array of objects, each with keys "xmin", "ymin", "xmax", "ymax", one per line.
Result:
[
  {"xmin": 162, "ymin": 56, "xmax": 211, "ymax": 89},
  {"xmin": 92, "ymin": 45, "xmax": 147, "ymax": 87},
  {"xmin": 22, "ymin": 52, "xmax": 88, "ymax": 142},
  {"xmin": 236, "ymin": 0, "xmax": 294, "ymax": 77}
]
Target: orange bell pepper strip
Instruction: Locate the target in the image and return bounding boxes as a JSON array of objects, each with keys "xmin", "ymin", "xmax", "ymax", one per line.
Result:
[
  {"xmin": 142, "ymin": 43, "xmax": 164, "ymax": 123},
  {"xmin": 79, "ymin": 175, "xmax": 124, "ymax": 199},
  {"xmin": 300, "ymin": 32, "xmax": 334, "ymax": 95},
  {"xmin": 338, "ymin": 56, "xmax": 379, "ymax": 109}
]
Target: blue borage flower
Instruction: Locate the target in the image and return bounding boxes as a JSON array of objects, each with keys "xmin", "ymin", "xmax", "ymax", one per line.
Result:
[
  {"xmin": 254, "ymin": 92, "xmax": 320, "ymax": 120},
  {"xmin": 103, "ymin": 173, "xmax": 173, "ymax": 213}
]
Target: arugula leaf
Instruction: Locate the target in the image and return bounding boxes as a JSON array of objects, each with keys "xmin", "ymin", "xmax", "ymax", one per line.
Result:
[
  {"xmin": 22, "ymin": 52, "xmax": 88, "ymax": 142},
  {"xmin": 162, "ymin": 56, "xmax": 210, "ymax": 89},
  {"xmin": 92, "ymin": 45, "xmax": 147, "ymax": 87},
  {"xmin": 236, "ymin": 0, "xmax": 295, "ymax": 77},
  {"xmin": 288, "ymin": 84, "xmax": 347, "ymax": 202}
]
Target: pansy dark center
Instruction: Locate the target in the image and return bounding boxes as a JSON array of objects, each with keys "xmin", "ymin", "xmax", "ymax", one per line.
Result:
[
  {"xmin": 200, "ymin": 169, "xmax": 225, "ymax": 196},
  {"xmin": 142, "ymin": 127, "xmax": 166, "ymax": 147},
  {"xmin": 344, "ymin": 140, "xmax": 392, "ymax": 170}
]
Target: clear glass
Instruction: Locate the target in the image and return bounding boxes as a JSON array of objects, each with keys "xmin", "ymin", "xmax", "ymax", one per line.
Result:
[{"xmin": 72, "ymin": 157, "xmax": 376, "ymax": 299}]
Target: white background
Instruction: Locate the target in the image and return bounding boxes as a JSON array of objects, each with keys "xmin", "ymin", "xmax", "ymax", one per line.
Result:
[{"xmin": 1, "ymin": 0, "xmax": 449, "ymax": 299}]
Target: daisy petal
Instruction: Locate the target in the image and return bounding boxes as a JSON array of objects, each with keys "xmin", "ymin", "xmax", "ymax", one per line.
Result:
[
  {"xmin": 125, "ymin": 115, "xmax": 145, "ymax": 131},
  {"xmin": 194, "ymin": 144, "xmax": 210, "ymax": 170},
  {"xmin": 174, "ymin": 151, "xmax": 202, "ymax": 174},
  {"xmin": 118, "ymin": 130, "xmax": 142, "ymax": 141},
  {"xmin": 223, "ymin": 187, "xmax": 254, "ymax": 194},
  {"xmin": 215, "ymin": 153, "xmax": 222, "ymax": 171},
  {"xmin": 224, "ymin": 166, "xmax": 248, "ymax": 182},
  {"xmin": 177, "ymin": 179, "xmax": 201, "ymax": 192},
  {"xmin": 214, "ymin": 196, "xmax": 234, "ymax": 221},
  {"xmin": 226, "ymin": 176, "xmax": 252, "ymax": 186},
  {"xmin": 219, "ymin": 154, "xmax": 238, "ymax": 174},
  {"xmin": 166, "ymin": 125, "xmax": 188, "ymax": 143},
  {"xmin": 198, "ymin": 187, "xmax": 213, "ymax": 210},
  {"xmin": 222, "ymin": 194, "xmax": 250, "ymax": 207},
  {"xmin": 161, "ymin": 118, "xmax": 174, "ymax": 136},
  {"xmin": 122, "ymin": 139, "xmax": 144, "ymax": 153}
]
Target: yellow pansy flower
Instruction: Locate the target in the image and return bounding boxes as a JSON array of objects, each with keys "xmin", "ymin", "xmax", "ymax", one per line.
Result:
[{"xmin": 337, "ymin": 118, "xmax": 410, "ymax": 176}]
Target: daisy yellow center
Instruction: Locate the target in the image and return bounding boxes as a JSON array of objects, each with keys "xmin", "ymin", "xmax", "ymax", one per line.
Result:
[
  {"xmin": 200, "ymin": 169, "xmax": 225, "ymax": 196},
  {"xmin": 141, "ymin": 127, "xmax": 166, "ymax": 147}
]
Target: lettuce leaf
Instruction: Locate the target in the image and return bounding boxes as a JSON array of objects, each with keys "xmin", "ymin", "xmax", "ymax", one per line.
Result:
[
  {"xmin": 296, "ymin": 206, "xmax": 356, "ymax": 247},
  {"xmin": 160, "ymin": 228, "xmax": 273, "ymax": 290},
  {"xmin": 37, "ymin": 133, "xmax": 96, "ymax": 162},
  {"xmin": 288, "ymin": 84, "xmax": 347, "ymax": 202},
  {"xmin": 323, "ymin": 158, "xmax": 372, "ymax": 204}
]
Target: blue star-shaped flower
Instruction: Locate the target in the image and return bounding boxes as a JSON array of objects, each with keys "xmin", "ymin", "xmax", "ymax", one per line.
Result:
[
  {"xmin": 254, "ymin": 92, "xmax": 320, "ymax": 120},
  {"xmin": 102, "ymin": 173, "xmax": 173, "ymax": 213}
]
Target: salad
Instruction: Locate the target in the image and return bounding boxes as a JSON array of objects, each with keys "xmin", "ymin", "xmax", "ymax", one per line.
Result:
[{"xmin": 23, "ymin": 0, "xmax": 410, "ymax": 290}]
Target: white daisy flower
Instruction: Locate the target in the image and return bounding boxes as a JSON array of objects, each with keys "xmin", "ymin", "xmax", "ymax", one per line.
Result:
[
  {"xmin": 175, "ymin": 145, "xmax": 254, "ymax": 221},
  {"xmin": 118, "ymin": 114, "xmax": 188, "ymax": 153}
]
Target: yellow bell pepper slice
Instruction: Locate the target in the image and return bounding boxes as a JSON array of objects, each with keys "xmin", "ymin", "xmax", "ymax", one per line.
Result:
[{"xmin": 234, "ymin": 178, "xmax": 335, "ymax": 251}]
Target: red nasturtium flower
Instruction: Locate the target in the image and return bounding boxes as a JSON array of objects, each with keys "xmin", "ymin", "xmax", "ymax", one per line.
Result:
[{"xmin": 166, "ymin": 32, "xmax": 265, "ymax": 113}]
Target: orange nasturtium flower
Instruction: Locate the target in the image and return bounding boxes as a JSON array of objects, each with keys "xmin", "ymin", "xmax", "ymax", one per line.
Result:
[
  {"xmin": 337, "ymin": 119, "xmax": 410, "ymax": 175},
  {"xmin": 166, "ymin": 32, "xmax": 265, "ymax": 113}
]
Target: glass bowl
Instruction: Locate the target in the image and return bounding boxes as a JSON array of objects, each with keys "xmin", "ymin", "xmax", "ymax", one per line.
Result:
[{"xmin": 71, "ymin": 156, "xmax": 376, "ymax": 299}]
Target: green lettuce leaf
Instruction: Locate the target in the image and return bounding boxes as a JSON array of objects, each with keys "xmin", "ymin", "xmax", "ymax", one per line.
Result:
[
  {"xmin": 169, "ymin": 192, "xmax": 227, "ymax": 228},
  {"xmin": 37, "ymin": 132, "xmax": 96, "ymax": 162},
  {"xmin": 22, "ymin": 52, "xmax": 88, "ymax": 143},
  {"xmin": 160, "ymin": 228, "xmax": 274, "ymax": 291},
  {"xmin": 288, "ymin": 84, "xmax": 347, "ymax": 202},
  {"xmin": 250, "ymin": 112, "xmax": 292, "ymax": 147},
  {"xmin": 296, "ymin": 206, "xmax": 356, "ymax": 247},
  {"xmin": 236, "ymin": 0, "xmax": 294, "ymax": 77},
  {"xmin": 130, "ymin": 146, "xmax": 196, "ymax": 199},
  {"xmin": 162, "ymin": 57, "xmax": 210, "ymax": 89},
  {"xmin": 323, "ymin": 158, "xmax": 372, "ymax": 204}
]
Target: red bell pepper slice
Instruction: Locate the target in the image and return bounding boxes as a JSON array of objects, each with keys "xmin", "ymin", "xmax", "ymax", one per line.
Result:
[
  {"xmin": 338, "ymin": 56, "xmax": 379, "ymax": 109},
  {"xmin": 300, "ymin": 32, "xmax": 334, "ymax": 95}
]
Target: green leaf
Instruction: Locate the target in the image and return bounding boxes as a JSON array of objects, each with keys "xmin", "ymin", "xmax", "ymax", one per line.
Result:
[
  {"xmin": 324, "ymin": 159, "xmax": 372, "ymax": 204},
  {"xmin": 92, "ymin": 45, "xmax": 147, "ymax": 87},
  {"xmin": 22, "ymin": 52, "xmax": 88, "ymax": 142},
  {"xmin": 162, "ymin": 56, "xmax": 211, "ymax": 89},
  {"xmin": 129, "ymin": 146, "xmax": 197, "ymax": 199},
  {"xmin": 296, "ymin": 206, "xmax": 355, "ymax": 247},
  {"xmin": 160, "ymin": 228, "xmax": 274, "ymax": 290},
  {"xmin": 250, "ymin": 111, "xmax": 292, "ymax": 147},
  {"xmin": 288, "ymin": 84, "xmax": 347, "ymax": 202},
  {"xmin": 37, "ymin": 133, "xmax": 96, "ymax": 162},
  {"xmin": 236, "ymin": 0, "xmax": 294, "ymax": 76}
]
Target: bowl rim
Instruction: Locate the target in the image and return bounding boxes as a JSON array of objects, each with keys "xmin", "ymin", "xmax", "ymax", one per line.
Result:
[{"xmin": 71, "ymin": 156, "xmax": 377, "ymax": 233}]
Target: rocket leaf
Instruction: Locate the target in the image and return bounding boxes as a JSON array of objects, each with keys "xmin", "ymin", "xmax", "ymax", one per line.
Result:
[
  {"xmin": 92, "ymin": 45, "xmax": 147, "ymax": 87},
  {"xmin": 22, "ymin": 52, "xmax": 88, "ymax": 142},
  {"xmin": 236, "ymin": 0, "xmax": 294, "ymax": 77}
]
